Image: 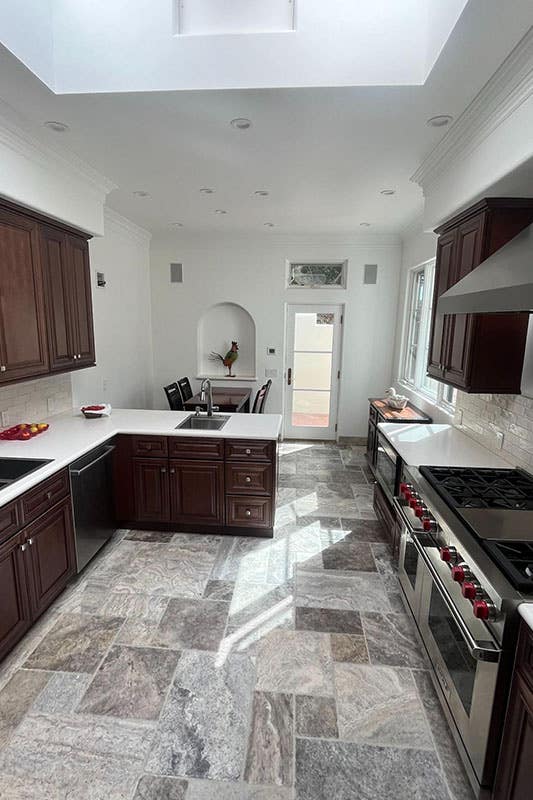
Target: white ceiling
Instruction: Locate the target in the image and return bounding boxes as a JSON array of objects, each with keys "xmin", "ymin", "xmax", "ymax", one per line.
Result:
[
  {"xmin": 1, "ymin": 0, "xmax": 468, "ymax": 93},
  {"xmin": 0, "ymin": 0, "xmax": 531, "ymax": 235}
]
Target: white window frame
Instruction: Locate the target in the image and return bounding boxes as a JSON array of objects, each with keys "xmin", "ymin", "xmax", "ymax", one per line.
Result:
[
  {"xmin": 399, "ymin": 259, "xmax": 456, "ymax": 413},
  {"xmin": 286, "ymin": 261, "xmax": 348, "ymax": 290}
]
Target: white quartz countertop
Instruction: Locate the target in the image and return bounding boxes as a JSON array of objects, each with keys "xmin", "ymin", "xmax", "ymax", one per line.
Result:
[
  {"xmin": 0, "ymin": 408, "xmax": 282, "ymax": 508},
  {"xmin": 378, "ymin": 423, "xmax": 509, "ymax": 469},
  {"xmin": 518, "ymin": 603, "xmax": 533, "ymax": 632}
]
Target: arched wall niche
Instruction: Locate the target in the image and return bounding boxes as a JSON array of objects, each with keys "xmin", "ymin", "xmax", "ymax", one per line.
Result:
[{"xmin": 197, "ymin": 301, "xmax": 256, "ymax": 380}]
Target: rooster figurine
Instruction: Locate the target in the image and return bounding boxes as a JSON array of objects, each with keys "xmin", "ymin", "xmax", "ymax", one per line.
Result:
[{"xmin": 210, "ymin": 341, "xmax": 239, "ymax": 377}]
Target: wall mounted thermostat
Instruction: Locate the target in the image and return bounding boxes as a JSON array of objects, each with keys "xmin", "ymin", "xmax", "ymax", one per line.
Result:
[{"xmin": 267, "ymin": 346, "xmax": 276, "ymax": 355}]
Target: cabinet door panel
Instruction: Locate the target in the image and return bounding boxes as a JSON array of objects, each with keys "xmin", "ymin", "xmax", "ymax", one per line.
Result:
[
  {"xmin": 427, "ymin": 230, "xmax": 456, "ymax": 378},
  {"xmin": 494, "ymin": 671, "xmax": 533, "ymax": 800},
  {"xmin": 0, "ymin": 534, "xmax": 31, "ymax": 661},
  {"xmin": 133, "ymin": 458, "xmax": 170, "ymax": 523},
  {"xmin": 0, "ymin": 209, "xmax": 48, "ymax": 382},
  {"xmin": 26, "ymin": 498, "xmax": 76, "ymax": 619},
  {"xmin": 170, "ymin": 461, "xmax": 224, "ymax": 525},
  {"xmin": 40, "ymin": 226, "xmax": 76, "ymax": 371},
  {"xmin": 68, "ymin": 235, "xmax": 95, "ymax": 366}
]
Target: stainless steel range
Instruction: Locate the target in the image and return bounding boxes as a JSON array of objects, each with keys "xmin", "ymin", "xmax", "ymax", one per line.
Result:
[{"xmin": 395, "ymin": 464, "xmax": 533, "ymax": 799}]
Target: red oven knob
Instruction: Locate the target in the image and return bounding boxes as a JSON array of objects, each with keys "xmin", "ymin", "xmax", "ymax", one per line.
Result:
[
  {"xmin": 414, "ymin": 505, "xmax": 427, "ymax": 518},
  {"xmin": 440, "ymin": 546, "xmax": 456, "ymax": 562},
  {"xmin": 472, "ymin": 599, "xmax": 490, "ymax": 620},
  {"xmin": 399, "ymin": 482, "xmax": 409, "ymax": 494},
  {"xmin": 451, "ymin": 565, "xmax": 466, "ymax": 583},
  {"xmin": 422, "ymin": 517, "xmax": 436, "ymax": 532},
  {"xmin": 409, "ymin": 497, "xmax": 420, "ymax": 509},
  {"xmin": 461, "ymin": 581, "xmax": 478, "ymax": 600}
]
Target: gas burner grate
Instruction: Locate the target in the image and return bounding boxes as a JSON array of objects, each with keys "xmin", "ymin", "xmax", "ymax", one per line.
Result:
[
  {"xmin": 485, "ymin": 541, "xmax": 533, "ymax": 591},
  {"xmin": 420, "ymin": 466, "xmax": 533, "ymax": 511}
]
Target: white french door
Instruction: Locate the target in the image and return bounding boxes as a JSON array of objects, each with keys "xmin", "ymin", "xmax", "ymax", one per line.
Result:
[{"xmin": 284, "ymin": 304, "xmax": 343, "ymax": 440}]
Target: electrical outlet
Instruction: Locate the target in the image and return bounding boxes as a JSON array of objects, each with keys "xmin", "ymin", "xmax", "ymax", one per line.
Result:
[
  {"xmin": 103, "ymin": 379, "xmax": 108, "ymax": 393},
  {"xmin": 495, "ymin": 431, "xmax": 504, "ymax": 450},
  {"xmin": 1, "ymin": 411, "xmax": 9, "ymax": 427},
  {"xmin": 47, "ymin": 397, "xmax": 56, "ymax": 414}
]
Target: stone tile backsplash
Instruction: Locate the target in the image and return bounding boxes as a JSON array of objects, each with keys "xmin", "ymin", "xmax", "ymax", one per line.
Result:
[
  {"xmin": 454, "ymin": 391, "xmax": 533, "ymax": 472},
  {"xmin": 0, "ymin": 374, "xmax": 73, "ymax": 427}
]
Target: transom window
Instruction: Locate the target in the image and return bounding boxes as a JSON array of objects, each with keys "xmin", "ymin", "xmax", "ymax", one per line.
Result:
[
  {"xmin": 401, "ymin": 260, "xmax": 456, "ymax": 409},
  {"xmin": 287, "ymin": 262, "xmax": 347, "ymax": 289}
]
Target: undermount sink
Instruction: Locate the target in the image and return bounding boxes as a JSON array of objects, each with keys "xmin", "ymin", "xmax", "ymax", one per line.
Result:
[
  {"xmin": 0, "ymin": 458, "xmax": 53, "ymax": 489},
  {"xmin": 176, "ymin": 414, "xmax": 229, "ymax": 431}
]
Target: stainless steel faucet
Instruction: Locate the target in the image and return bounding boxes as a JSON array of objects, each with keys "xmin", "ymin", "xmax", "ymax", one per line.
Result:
[{"xmin": 200, "ymin": 378, "xmax": 213, "ymax": 416}]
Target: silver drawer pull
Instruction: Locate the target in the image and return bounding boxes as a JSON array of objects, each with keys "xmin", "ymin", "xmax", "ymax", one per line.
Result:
[
  {"xmin": 46, "ymin": 491, "xmax": 52, "ymax": 500},
  {"xmin": 245, "ymin": 476, "xmax": 252, "ymax": 483},
  {"xmin": 20, "ymin": 543, "xmax": 27, "ymax": 552},
  {"xmin": 245, "ymin": 509, "xmax": 252, "ymax": 517},
  {"xmin": 27, "ymin": 538, "xmax": 34, "ymax": 546}
]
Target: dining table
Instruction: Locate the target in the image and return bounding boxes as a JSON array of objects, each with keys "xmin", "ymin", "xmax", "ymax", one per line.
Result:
[{"xmin": 184, "ymin": 386, "xmax": 252, "ymax": 413}]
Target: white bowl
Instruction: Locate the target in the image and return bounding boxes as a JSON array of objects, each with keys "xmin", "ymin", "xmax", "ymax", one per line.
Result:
[{"xmin": 387, "ymin": 397, "xmax": 408, "ymax": 410}]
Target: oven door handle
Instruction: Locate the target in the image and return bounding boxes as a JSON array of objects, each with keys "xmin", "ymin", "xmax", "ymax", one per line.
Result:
[{"xmin": 410, "ymin": 533, "xmax": 501, "ymax": 664}]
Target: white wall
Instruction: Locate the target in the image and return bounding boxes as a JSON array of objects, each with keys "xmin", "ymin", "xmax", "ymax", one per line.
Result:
[
  {"xmin": 0, "ymin": 109, "xmax": 113, "ymax": 235},
  {"xmin": 71, "ymin": 208, "xmax": 153, "ymax": 410},
  {"xmin": 149, "ymin": 233, "xmax": 402, "ymax": 437}
]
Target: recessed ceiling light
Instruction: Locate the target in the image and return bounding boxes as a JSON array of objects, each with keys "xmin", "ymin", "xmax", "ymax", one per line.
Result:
[
  {"xmin": 359, "ymin": 222, "xmax": 371, "ymax": 227},
  {"xmin": 200, "ymin": 187, "xmax": 214, "ymax": 194},
  {"xmin": 44, "ymin": 120, "xmax": 69, "ymax": 133},
  {"xmin": 230, "ymin": 118, "xmax": 252, "ymax": 130},
  {"xmin": 171, "ymin": 222, "xmax": 183, "ymax": 227},
  {"xmin": 133, "ymin": 190, "xmax": 151, "ymax": 198},
  {"xmin": 214, "ymin": 209, "xmax": 227, "ymax": 215},
  {"xmin": 254, "ymin": 190, "xmax": 269, "ymax": 197},
  {"xmin": 426, "ymin": 115, "xmax": 453, "ymax": 128},
  {"xmin": 380, "ymin": 189, "xmax": 395, "ymax": 196},
  {"xmin": 264, "ymin": 222, "xmax": 275, "ymax": 228}
]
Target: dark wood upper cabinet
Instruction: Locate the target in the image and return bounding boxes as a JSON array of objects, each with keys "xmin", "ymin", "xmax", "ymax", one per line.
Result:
[
  {"xmin": 0, "ymin": 198, "xmax": 95, "ymax": 386},
  {"xmin": 428, "ymin": 199, "xmax": 533, "ymax": 393},
  {"xmin": 68, "ymin": 234, "xmax": 95, "ymax": 367},
  {"xmin": 0, "ymin": 208, "xmax": 49, "ymax": 383}
]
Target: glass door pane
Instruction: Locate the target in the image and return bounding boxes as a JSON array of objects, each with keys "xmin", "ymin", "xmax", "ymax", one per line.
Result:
[{"xmin": 291, "ymin": 312, "xmax": 334, "ymax": 428}]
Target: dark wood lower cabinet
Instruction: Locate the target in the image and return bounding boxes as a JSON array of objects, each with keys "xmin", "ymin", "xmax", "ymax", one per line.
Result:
[
  {"xmin": 0, "ymin": 532, "xmax": 32, "ymax": 662},
  {"xmin": 493, "ymin": 621, "xmax": 533, "ymax": 800},
  {"xmin": 116, "ymin": 435, "xmax": 277, "ymax": 535},
  {"xmin": 133, "ymin": 458, "xmax": 170, "ymax": 523},
  {"xmin": 170, "ymin": 461, "xmax": 224, "ymax": 525},
  {"xmin": 0, "ymin": 490, "xmax": 76, "ymax": 663},
  {"xmin": 25, "ymin": 498, "xmax": 76, "ymax": 619}
]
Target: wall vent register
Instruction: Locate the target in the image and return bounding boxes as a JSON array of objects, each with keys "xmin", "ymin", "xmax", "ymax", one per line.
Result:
[{"xmin": 170, "ymin": 263, "xmax": 183, "ymax": 283}]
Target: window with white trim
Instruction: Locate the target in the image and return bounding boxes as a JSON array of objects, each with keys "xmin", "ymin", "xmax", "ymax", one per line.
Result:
[{"xmin": 401, "ymin": 260, "xmax": 456, "ymax": 410}]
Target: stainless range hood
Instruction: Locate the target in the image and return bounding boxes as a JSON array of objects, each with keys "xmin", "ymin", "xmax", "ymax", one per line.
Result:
[{"xmin": 438, "ymin": 222, "xmax": 533, "ymax": 314}]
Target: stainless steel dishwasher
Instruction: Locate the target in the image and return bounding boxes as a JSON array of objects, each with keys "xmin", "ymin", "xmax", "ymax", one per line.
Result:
[{"xmin": 70, "ymin": 438, "xmax": 117, "ymax": 572}]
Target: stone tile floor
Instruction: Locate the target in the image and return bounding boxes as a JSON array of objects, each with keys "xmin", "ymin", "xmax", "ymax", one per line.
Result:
[{"xmin": 0, "ymin": 442, "xmax": 474, "ymax": 800}]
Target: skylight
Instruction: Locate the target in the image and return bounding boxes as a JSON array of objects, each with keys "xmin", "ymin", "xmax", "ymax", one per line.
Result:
[{"xmin": 175, "ymin": 0, "xmax": 296, "ymax": 36}]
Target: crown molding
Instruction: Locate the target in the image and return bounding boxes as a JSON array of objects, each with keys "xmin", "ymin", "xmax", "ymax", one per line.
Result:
[
  {"xmin": 412, "ymin": 27, "xmax": 533, "ymax": 192},
  {"xmin": 104, "ymin": 206, "xmax": 152, "ymax": 244},
  {"xmin": 0, "ymin": 101, "xmax": 117, "ymax": 197}
]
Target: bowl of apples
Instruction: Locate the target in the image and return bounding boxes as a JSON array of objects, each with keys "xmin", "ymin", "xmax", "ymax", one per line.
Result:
[
  {"xmin": 81, "ymin": 404, "xmax": 112, "ymax": 419},
  {"xmin": 0, "ymin": 422, "xmax": 49, "ymax": 441}
]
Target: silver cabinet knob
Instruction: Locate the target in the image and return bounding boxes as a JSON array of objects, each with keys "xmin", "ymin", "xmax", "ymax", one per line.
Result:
[
  {"xmin": 46, "ymin": 491, "xmax": 52, "ymax": 500},
  {"xmin": 20, "ymin": 543, "xmax": 27, "ymax": 552},
  {"xmin": 27, "ymin": 538, "xmax": 34, "ymax": 546},
  {"xmin": 161, "ymin": 467, "xmax": 167, "ymax": 474},
  {"xmin": 0, "ymin": 365, "xmax": 6, "ymax": 372},
  {"xmin": 170, "ymin": 468, "xmax": 175, "ymax": 475},
  {"xmin": 245, "ymin": 476, "xmax": 252, "ymax": 483},
  {"xmin": 245, "ymin": 509, "xmax": 252, "ymax": 517},
  {"xmin": 245, "ymin": 448, "xmax": 251, "ymax": 455}
]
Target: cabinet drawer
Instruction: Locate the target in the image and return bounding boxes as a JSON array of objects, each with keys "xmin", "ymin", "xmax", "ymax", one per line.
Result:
[
  {"xmin": 225, "ymin": 440, "xmax": 274, "ymax": 462},
  {"xmin": 168, "ymin": 437, "xmax": 224, "ymax": 461},
  {"xmin": 517, "ymin": 622, "xmax": 533, "ymax": 690},
  {"xmin": 226, "ymin": 495, "xmax": 272, "ymax": 529},
  {"xmin": 21, "ymin": 469, "xmax": 70, "ymax": 525},
  {"xmin": 0, "ymin": 500, "xmax": 22, "ymax": 545},
  {"xmin": 369, "ymin": 404, "xmax": 378, "ymax": 424},
  {"xmin": 225, "ymin": 463, "xmax": 272, "ymax": 496},
  {"xmin": 130, "ymin": 435, "xmax": 168, "ymax": 458}
]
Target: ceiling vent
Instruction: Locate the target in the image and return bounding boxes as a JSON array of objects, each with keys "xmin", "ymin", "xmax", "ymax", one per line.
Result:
[
  {"xmin": 363, "ymin": 264, "xmax": 378, "ymax": 285},
  {"xmin": 170, "ymin": 263, "xmax": 183, "ymax": 284},
  {"xmin": 175, "ymin": 0, "xmax": 296, "ymax": 36}
]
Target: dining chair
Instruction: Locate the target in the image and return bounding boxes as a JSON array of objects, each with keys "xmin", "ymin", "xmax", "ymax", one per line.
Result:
[
  {"xmin": 164, "ymin": 382, "xmax": 183, "ymax": 410},
  {"xmin": 252, "ymin": 379, "xmax": 272, "ymax": 413},
  {"xmin": 177, "ymin": 377, "xmax": 193, "ymax": 403}
]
